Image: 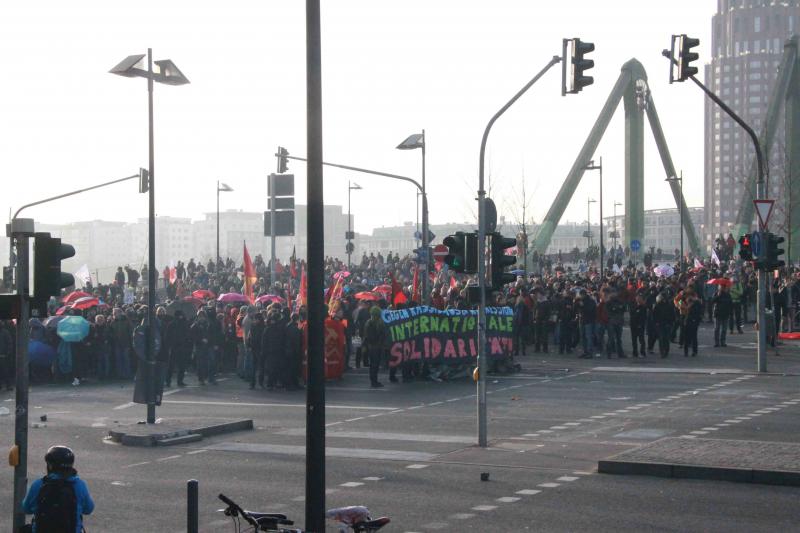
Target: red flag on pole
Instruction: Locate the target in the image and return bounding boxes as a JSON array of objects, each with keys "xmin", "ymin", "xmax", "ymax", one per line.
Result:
[
  {"xmin": 412, "ymin": 266, "xmax": 420, "ymax": 303},
  {"xmin": 390, "ymin": 272, "xmax": 407, "ymax": 306},
  {"xmin": 290, "ymin": 246, "xmax": 298, "ymax": 279},
  {"xmin": 243, "ymin": 242, "xmax": 257, "ymax": 304},
  {"xmin": 450, "ymin": 275, "xmax": 457, "ymax": 290}
]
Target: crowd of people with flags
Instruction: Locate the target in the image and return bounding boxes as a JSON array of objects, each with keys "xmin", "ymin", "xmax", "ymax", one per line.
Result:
[{"xmin": 6, "ymin": 240, "xmax": 800, "ymax": 392}]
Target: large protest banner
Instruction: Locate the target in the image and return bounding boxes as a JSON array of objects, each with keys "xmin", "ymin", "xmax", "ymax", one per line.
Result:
[{"xmin": 382, "ymin": 306, "xmax": 514, "ymax": 368}]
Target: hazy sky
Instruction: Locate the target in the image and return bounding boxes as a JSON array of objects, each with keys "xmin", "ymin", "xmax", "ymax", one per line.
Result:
[{"xmin": 0, "ymin": 1, "xmax": 713, "ymax": 237}]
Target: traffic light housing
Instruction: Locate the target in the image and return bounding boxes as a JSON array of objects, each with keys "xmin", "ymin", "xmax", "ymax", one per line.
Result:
[
  {"xmin": 671, "ymin": 34, "xmax": 700, "ymax": 82},
  {"xmin": 443, "ymin": 232, "xmax": 477, "ymax": 274},
  {"xmin": 564, "ymin": 38, "xmax": 595, "ymax": 94},
  {"xmin": 277, "ymin": 146, "xmax": 289, "ymax": 174},
  {"xmin": 738, "ymin": 234, "xmax": 752, "ymax": 261},
  {"xmin": 765, "ymin": 232, "xmax": 785, "ymax": 271},
  {"xmin": 33, "ymin": 233, "xmax": 75, "ymax": 300},
  {"xmin": 138, "ymin": 167, "xmax": 149, "ymax": 194},
  {"xmin": 489, "ymin": 232, "xmax": 517, "ymax": 290}
]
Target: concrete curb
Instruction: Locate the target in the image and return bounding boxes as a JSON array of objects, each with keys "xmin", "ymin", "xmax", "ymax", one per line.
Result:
[
  {"xmin": 598, "ymin": 459, "xmax": 800, "ymax": 487},
  {"xmin": 108, "ymin": 419, "xmax": 254, "ymax": 447}
]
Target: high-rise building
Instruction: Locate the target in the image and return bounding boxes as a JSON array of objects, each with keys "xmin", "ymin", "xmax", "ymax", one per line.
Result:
[{"xmin": 704, "ymin": 0, "xmax": 800, "ymax": 244}]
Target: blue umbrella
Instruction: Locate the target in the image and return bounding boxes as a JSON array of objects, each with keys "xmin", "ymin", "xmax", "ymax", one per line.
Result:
[
  {"xmin": 510, "ymin": 269, "xmax": 526, "ymax": 276},
  {"xmin": 28, "ymin": 340, "xmax": 57, "ymax": 367},
  {"xmin": 56, "ymin": 316, "xmax": 90, "ymax": 342}
]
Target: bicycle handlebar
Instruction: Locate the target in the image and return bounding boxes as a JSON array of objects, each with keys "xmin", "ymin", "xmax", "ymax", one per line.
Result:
[{"xmin": 218, "ymin": 493, "xmax": 260, "ymax": 528}]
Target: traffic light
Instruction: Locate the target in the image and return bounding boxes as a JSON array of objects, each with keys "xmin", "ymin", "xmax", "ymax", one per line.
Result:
[
  {"xmin": 738, "ymin": 234, "xmax": 752, "ymax": 261},
  {"xmin": 564, "ymin": 38, "xmax": 595, "ymax": 94},
  {"xmin": 443, "ymin": 232, "xmax": 478, "ymax": 273},
  {"xmin": 671, "ymin": 34, "xmax": 700, "ymax": 82},
  {"xmin": 765, "ymin": 232, "xmax": 785, "ymax": 271},
  {"xmin": 277, "ymin": 146, "xmax": 289, "ymax": 174},
  {"xmin": 138, "ymin": 167, "xmax": 149, "ymax": 194},
  {"xmin": 489, "ymin": 232, "xmax": 517, "ymax": 290},
  {"xmin": 33, "ymin": 233, "xmax": 75, "ymax": 300},
  {"xmin": 345, "ymin": 242, "xmax": 355, "ymax": 254}
]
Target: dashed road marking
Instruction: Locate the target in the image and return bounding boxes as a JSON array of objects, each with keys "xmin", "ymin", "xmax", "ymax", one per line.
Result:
[
  {"xmin": 496, "ymin": 497, "xmax": 521, "ymax": 503},
  {"xmin": 538, "ymin": 482, "xmax": 560, "ymax": 488},
  {"xmin": 406, "ymin": 464, "xmax": 429, "ymax": 469},
  {"xmin": 156, "ymin": 455, "xmax": 182, "ymax": 462},
  {"xmin": 557, "ymin": 476, "xmax": 579, "ymax": 482},
  {"xmin": 471, "ymin": 505, "xmax": 498, "ymax": 511},
  {"xmin": 449, "ymin": 513, "xmax": 475, "ymax": 520},
  {"xmin": 516, "ymin": 489, "xmax": 541, "ymax": 495},
  {"xmin": 340, "ymin": 482, "xmax": 364, "ymax": 488},
  {"xmin": 123, "ymin": 461, "xmax": 151, "ymax": 468}
]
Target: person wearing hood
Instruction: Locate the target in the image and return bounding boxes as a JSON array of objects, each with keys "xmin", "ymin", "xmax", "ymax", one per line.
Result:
[{"xmin": 362, "ymin": 306, "xmax": 387, "ymax": 388}]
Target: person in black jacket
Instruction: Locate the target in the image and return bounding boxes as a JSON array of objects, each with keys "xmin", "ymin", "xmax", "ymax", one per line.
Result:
[
  {"xmin": 165, "ymin": 310, "xmax": 192, "ymax": 387},
  {"xmin": 284, "ymin": 313, "xmax": 304, "ymax": 390},
  {"xmin": 190, "ymin": 311, "xmax": 215, "ymax": 385},
  {"xmin": 652, "ymin": 292, "xmax": 675, "ymax": 358},
  {"xmin": 558, "ymin": 291, "xmax": 576, "ymax": 354},
  {"xmin": 512, "ymin": 294, "xmax": 530, "ymax": 356},
  {"xmin": 684, "ymin": 293, "xmax": 703, "ymax": 357},
  {"xmin": 712, "ymin": 285, "xmax": 733, "ymax": 347},
  {"xmin": 629, "ymin": 293, "xmax": 648, "ymax": 358},
  {"xmin": 363, "ymin": 306, "xmax": 387, "ymax": 388},
  {"xmin": 533, "ymin": 291, "xmax": 550, "ymax": 353},
  {"xmin": 261, "ymin": 306, "xmax": 286, "ymax": 390},
  {"xmin": 248, "ymin": 312, "xmax": 266, "ymax": 389}
]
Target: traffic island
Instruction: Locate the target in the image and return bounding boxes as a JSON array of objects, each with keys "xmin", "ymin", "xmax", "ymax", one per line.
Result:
[
  {"xmin": 598, "ymin": 437, "xmax": 800, "ymax": 487},
  {"xmin": 107, "ymin": 418, "xmax": 253, "ymax": 447}
]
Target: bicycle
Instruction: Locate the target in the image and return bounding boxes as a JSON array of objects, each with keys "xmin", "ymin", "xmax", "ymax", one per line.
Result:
[{"xmin": 218, "ymin": 493, "xmax": 390, "ymax": 533}]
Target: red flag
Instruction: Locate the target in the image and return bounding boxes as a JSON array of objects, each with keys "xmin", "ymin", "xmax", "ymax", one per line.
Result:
[
  {"xmin": 275, "ymin": 260, "xmax": 285, "ymax": 275},
  {"xmin": 450, "ymin": 275, "xmax": 457, "ymax": 290},
  {"xmin": 326, "ymin": 276, "xmax": 343, "ymax": 305},
  {"xmin": 243, "ymin": 242, "xmax": 257, "ymax": 304},
  {"xmin": 169, "ymin": 267, "xmax": 177, "ymax": 285},
  {"xmin": 391, "ymin": 272, "xmax": 407, "ymax": 306},
  {"xmin": 412, "ymin": 266, "xmax": 420, "ymax": 303},
  {"xmin": 286, "ymin": 278, "xmax": 294, "ymax": 314},
  {"xmin": 290, "ymin": 246, "xmax": 298, "ymax": 279}
]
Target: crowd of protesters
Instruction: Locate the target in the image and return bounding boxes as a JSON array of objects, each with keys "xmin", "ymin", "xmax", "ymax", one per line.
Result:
[{"xmin": 4, "ymin": 243, "xmax": 800, "ymax": 392}]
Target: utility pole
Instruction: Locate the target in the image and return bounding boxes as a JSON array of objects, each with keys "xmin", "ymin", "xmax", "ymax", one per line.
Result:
[
  {"xmin": 665, "ymin": 41, "xmax": 767, "ymax": 372},
  {"xmin": 477, "ymin": 54, "xmax": 561, "ymax": 447},
  {"xmin": 9, "ymin": 218, "xmax": 32, "ymax": 533}
]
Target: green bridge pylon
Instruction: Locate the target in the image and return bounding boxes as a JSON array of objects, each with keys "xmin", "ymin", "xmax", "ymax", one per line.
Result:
[{"xmin": 532, "ymin": 58, "xmax": 701, "ymax": 257}]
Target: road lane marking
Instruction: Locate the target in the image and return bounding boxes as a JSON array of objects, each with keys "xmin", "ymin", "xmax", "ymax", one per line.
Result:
[
  {"xmin": 471, "ymin": 505, "xmax": 497, "ymax": 511},
  {"xmin": 123, "ymin": 461, "xmax": 151, "ymax": 468},
  {"xmin": 516, "ymin": 489, "xmax": 541, "ymax": 495},
  {"xmin": 557, "ymin": 476, "xmax": 579, "ymax": 482},
  {"xmin": 163, "ymin": 400, "xmax": 399, "ymax": 411},
  {"xmin": 496, "ymin": 497, "xmax": 521, "ymax": 503},
  {"xmin": 156, "ymin": 455, "xmax": 182, "ymax": 462},
  {"xmin": 340, "ymin": 482, "xmax": 364, "ymax": 488},
  {"xmin": 538, "ymin": 483, "xmax": 560, "ymax": 488},
  {"xmin": 204, "ymin": 442, "xmax": 437, "ymax": 462}
]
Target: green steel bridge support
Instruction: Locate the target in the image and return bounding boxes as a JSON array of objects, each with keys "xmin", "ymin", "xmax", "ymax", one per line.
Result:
[{"xmin": 532, "ymin": 59, "xmax": 702, "ymax": 256}]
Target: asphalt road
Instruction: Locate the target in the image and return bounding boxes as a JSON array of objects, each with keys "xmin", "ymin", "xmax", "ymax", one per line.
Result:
[{"xmin": 1, "ymin": 324, "xmax": 799, "ymax": 532}]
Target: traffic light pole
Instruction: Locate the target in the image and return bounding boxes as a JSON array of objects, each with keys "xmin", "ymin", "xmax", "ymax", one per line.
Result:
[
  {"xmin": 278, "ymin": 153, "xmax": 429, "ymax": 301},
  {"xmin": 10, "ymin": 221, "xmax": 32, "ymax": 533},
  {"xmin": 477, "ymin": 55, "xmax": 561, "ymax": 447},
  {"xmin": 663, "ymin": 49, "xmax": 767, "ymax": 372}
]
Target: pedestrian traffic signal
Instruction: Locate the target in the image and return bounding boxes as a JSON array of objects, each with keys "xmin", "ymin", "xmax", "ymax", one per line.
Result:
[
  {"xmin": 738, "ymin": 234, "xmax": 752, "ymax": 261},
  {"xmin": 443, "ymin": 232, "xmax": 477, "ymax": 274},
  {"xmin": 671, "ymin": 34, "xmax": 700, "ymax": 82},
  {"xmin": 564, "ymin": 38, "xmax": 595, "ymax": 94},
  {"xmin": 277, "ymin": 146, "xmax": 289, "ymax": 174},
  {"xmin": 765, "ymin": 232, "xmax": 785, "ymax": 271},
  {"xmin": 33, "ymin": 233, "xmax": 75, "ymax": 300},
  {"xmin": 489, "ymin": 232, "xmax": 517, "ymax": 290}
]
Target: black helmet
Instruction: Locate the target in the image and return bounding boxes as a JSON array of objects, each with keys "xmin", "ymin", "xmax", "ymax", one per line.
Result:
[{"xmin": 45, "ymin": 446, "xmax": 75, "ymax": 470}]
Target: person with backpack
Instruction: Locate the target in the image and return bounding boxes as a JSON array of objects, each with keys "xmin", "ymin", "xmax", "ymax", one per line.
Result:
[{"xmin": 22, "ymin": 445, "xmax": 94, "ymax": 533}]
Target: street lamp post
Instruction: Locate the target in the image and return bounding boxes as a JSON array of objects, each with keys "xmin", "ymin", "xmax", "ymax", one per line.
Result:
[
  {"xmin": 613, "ymin": 201, "xmax": 622, "ymax": 252},
  {"xmin": 347, "ymin": 181, "xmax": 362, "ymax": 268},
  {"xmin": 666, "ymin": 172, "xmax": 684, "ymax": 274},
  {"xmin": 111, "ymin": 49, "xmax": 189, "ymax": 424},
  {"xmin": 217, "ymin": 181, "xmax": 233, "ymax": 265},
  {"xmin": 587, "ymin": 198, "xmax": 596, "ymax": 257},
  {"xmin": 397, "ymin": 131, "xmax": 428, "ymax": 304},
  {"xmin": 586, "ymin": 158, "xmax": 603, "ymax": 277}
]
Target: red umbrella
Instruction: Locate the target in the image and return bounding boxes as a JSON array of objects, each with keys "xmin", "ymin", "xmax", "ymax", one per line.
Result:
[
  {"xmin": 55, "ymin": 306, "xmax": 69, "ymax": 316},
  {"xmin": 707, "ymin": 277, "xmax": 733, "ymax": 287},
  {"xmin": 192, "ymin": 289, "xmax": 216, "ymax": 300},
  {"xmin": 373, "ymin": 284, "xmax": 392, "ymax": 295},
  {"xmin": 354, "ymin": 291, "xmax": 381, "ymax": 302},
  {"xmin": 256, "ymin": 294, "xmax": 286, "ymax": 305},
  {"xmin": 182, "ymin": 296, "xmax": 204, "ymax": 307},
  {"xmin": 71, "ymin": 297, "xmax": 100, "ymax": 310},
  {"xmin": 63, "ymin": 291, "xmax": 91, "ymax": 304},
  {"xmin": 333, "ymin": 271, "xmax": 351, "ymax": 280},
  {"xmin": 217, "ymin": 292, "xmax": 250, "ymax": 304}
]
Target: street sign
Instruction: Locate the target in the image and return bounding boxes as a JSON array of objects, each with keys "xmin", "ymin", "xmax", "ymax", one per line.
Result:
[
  {"xmin": 630, "ymin": 239, "xmax": 641, "ymax": 252},
  {"xmin": 751, "ymin": 230, "xmax": 763, "ymax": 259},
  {"xmin": 433, "ymin": 244, "xmax": 448, "ymax": 262},
  {"xmin": 753, "ymin": 199, "xmax": 775, "ymax": 230}
]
